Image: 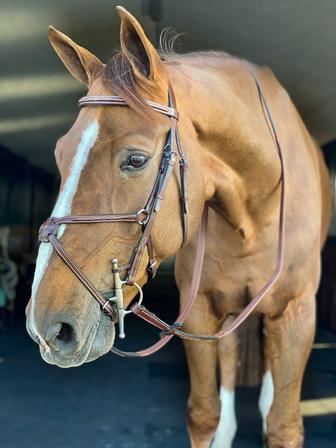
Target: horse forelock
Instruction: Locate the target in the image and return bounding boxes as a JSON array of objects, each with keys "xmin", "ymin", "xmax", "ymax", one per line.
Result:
[
  {"xmin": 103, "ymin": 28, "xmax": 183, "ymax": 120},
  {"xmin": 104, "ymin": 51, "xmax": 159, "ymax": 120}
]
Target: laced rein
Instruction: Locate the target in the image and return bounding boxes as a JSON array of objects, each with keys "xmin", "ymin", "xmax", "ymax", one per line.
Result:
[
  {"xmin": 38, "ymin": 76, "xmax": 286, "ymax": 358},
  {"xmin": 109, "ymin": 75, "xmax": 286, "ymax": 357}
]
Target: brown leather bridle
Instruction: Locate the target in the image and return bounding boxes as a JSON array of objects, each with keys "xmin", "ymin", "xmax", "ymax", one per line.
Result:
[{"xmin": 38, "ymin": 74, "xmax": 286, "ymax": 357}]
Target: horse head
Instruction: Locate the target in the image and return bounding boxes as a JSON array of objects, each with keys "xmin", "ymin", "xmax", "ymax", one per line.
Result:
[{"xmin": 26, "ymin": 6, "xmax": 206, "ymax": 367}]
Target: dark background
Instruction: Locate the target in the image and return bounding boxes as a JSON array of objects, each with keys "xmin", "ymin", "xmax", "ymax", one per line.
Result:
[{"xmin": 0, "ymin": 1, "xmax": 335, "ymax": 447}]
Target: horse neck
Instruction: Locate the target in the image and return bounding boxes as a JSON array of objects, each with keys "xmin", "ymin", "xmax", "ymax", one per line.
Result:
[{"xmin": 169, "ymin": 56, "xmax": 282, "ymax": 240}]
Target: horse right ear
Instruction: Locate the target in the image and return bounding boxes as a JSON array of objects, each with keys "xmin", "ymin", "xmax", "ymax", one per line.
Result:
[
  {"xmin": 48, "ymin": 26, "xmax": 104, "ymax": 87},
  {"xmin": 116, "ymin": 6, "xmax": 166, "ymax": 84}
]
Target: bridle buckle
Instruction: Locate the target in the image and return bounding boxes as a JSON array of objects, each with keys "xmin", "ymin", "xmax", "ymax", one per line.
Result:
[{"xmin": 38, "ymin": 217, "xmax": 59, "ymax": 243}]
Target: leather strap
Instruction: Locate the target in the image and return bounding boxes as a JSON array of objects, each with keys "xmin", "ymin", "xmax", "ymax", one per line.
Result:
[
  {"xmin": 79, "ymin": 95, "xmax": 179, "ymax": 120},
  {"xmin": 111, "ymin": 75, "xmax": 286, "ymax": 356},
  {"xmin": 111, "ymin": 205, "xmax": 209, "ymax": 357},
  {"xmin": 48, "ymin": 234, "xmax": 118, "ymax": 320}
]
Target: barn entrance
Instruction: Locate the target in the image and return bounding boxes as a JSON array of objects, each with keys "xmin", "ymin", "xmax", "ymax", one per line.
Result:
[{"xmin": 0, "ymin": 1, "xmax": 335, "ymax": 447}]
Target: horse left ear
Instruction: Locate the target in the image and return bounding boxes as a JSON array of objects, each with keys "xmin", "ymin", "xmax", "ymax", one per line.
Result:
[
  {"xmin": 48, "ymin": 26, "xmax": 103, "ymax": 87},
  {"xmin": 116, "ymin": 6, "xmax": 165, "ymax": 82}
]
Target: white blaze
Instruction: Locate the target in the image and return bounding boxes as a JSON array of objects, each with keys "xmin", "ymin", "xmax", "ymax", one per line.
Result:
[
  {"xmin": 212, "ymin": 387, "xmax": 237, "ymax": 448},
  {"xmin": 258, "ymin": 370, "xmax": 274, "ymax": 435},
  {"xmin": 29, "ymin": 120, "xmax": 99, "ymax": 336}
]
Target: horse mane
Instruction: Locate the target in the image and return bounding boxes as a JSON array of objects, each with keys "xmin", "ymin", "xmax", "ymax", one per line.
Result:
[
  {"xmin": 104, "ymin": 28, "xmax": 245, "ymax": 118},
  {"xmin": 104, "ymin": 28, "xmax": 184, "ymax": 118}
]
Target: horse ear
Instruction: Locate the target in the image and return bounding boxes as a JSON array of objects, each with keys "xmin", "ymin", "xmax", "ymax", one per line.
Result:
[
  {"xmin": 116, "ymin": 6, "xmax": 165, "ymax": 82},
  {"xmin": 48, "ymin": 26, "xmax": 103, "ymax": 87}
]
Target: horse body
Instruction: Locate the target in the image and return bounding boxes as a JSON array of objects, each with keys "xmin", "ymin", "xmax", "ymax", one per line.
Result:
[
  {"xmin": 172, "ymin": 52, "xmax": 328, "ymax": 316},
  {"xmin": 25, "ymin": 7, "xmax": 331, "ymax": 448},
  {"xmin": 171, "ymin": 54, "xmax": 331, "ymax": 447}
]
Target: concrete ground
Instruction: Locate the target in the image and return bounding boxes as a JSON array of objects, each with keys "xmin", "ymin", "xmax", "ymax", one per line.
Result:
[{"xmin": 0, "ymin": 283, "xmax": 335, "ymax": 447}]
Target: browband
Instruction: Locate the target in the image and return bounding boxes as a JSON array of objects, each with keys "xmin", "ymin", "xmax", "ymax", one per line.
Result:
[{"xmin": 79, "ymin": 95, "xmax": 179, "ymax": 120}]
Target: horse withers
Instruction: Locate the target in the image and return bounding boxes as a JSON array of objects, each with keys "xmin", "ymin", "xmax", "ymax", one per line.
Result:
[{"xmin": 26, "ymin": 6, "xmax": 331, "ymax": 448}]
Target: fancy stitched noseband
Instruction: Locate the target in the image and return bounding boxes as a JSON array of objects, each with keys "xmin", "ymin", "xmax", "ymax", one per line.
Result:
[
  {"xmin": 39, "ymin": 87, "xmax": 187, "ymax": 339},
  {"xmin": 38, "ymin": 74, "xmax": 286, "ymax": 357}
]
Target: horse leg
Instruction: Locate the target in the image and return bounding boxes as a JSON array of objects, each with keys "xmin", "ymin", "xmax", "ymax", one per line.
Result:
[
  {"xmin": 182, "ymin": 293, "xmax": 221, "ymax": 448},
  {"xmin": 212, "ymin": 324, "xmax": 238, "ymax": 448},
  {"xmin": 264, "ymin": 295, "xmax": 315, "ymax": 448},
  {"xmin": 258, "ymin": 331, "xmax": 273, "ymax": 442}
]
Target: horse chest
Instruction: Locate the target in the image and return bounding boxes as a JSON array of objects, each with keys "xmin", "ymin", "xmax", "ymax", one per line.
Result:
[{"xmin": 202, "ymin": 249, "xmax": 262, "ymax": 315}]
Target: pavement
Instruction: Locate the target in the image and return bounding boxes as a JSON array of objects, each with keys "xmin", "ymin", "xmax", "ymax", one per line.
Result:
[{"xmin": 0, "ymin": 278, "xmax": 335, "ymax": 448}]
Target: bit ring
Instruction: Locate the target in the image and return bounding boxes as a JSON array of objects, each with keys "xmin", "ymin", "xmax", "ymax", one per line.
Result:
[
  {"xmin": 133, "ymin": 282, "xmax": 143, "ymax": 306},
  {"xmin": 136, "ymin": 209, "xmax": 150, "ymax": 225}
]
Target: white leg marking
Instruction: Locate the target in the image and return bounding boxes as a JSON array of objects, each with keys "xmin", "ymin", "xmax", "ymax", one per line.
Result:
[
  {"xmin": 212, "ymin": 387, "xmax": 237, "ymax": 448},
  {"xmin": 29, "ymin": 120, "xmax": 99, "ymax": 336},
  {"xmin": 258, "ymin": 370, "xmax": 274, "ymax": 435}
]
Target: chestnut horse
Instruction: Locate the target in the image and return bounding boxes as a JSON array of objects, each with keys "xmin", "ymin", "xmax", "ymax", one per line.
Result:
[{"xmin": 26, "ymin": 6, "xmax": 331, "ymax": 448}]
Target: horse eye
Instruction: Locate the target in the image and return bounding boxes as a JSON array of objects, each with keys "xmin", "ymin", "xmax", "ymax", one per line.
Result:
[{"xmin": 123, "ymin": 154, "xmax": 149, "ymax": 171}]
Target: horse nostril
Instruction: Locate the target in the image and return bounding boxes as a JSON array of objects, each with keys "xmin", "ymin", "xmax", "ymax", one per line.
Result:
[
  {"xmin": 45, "ymin": 321, "xmax": 78, "ymax": 354},
  {"xmin": 56, "ymin": 323, "xmax": 74, "ymax": 343}
]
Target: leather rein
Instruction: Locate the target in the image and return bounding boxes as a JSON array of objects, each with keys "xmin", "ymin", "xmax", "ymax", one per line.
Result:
[{"xmin": 38, "ymin": 75, "xmax": 285, "ymax": 357}]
